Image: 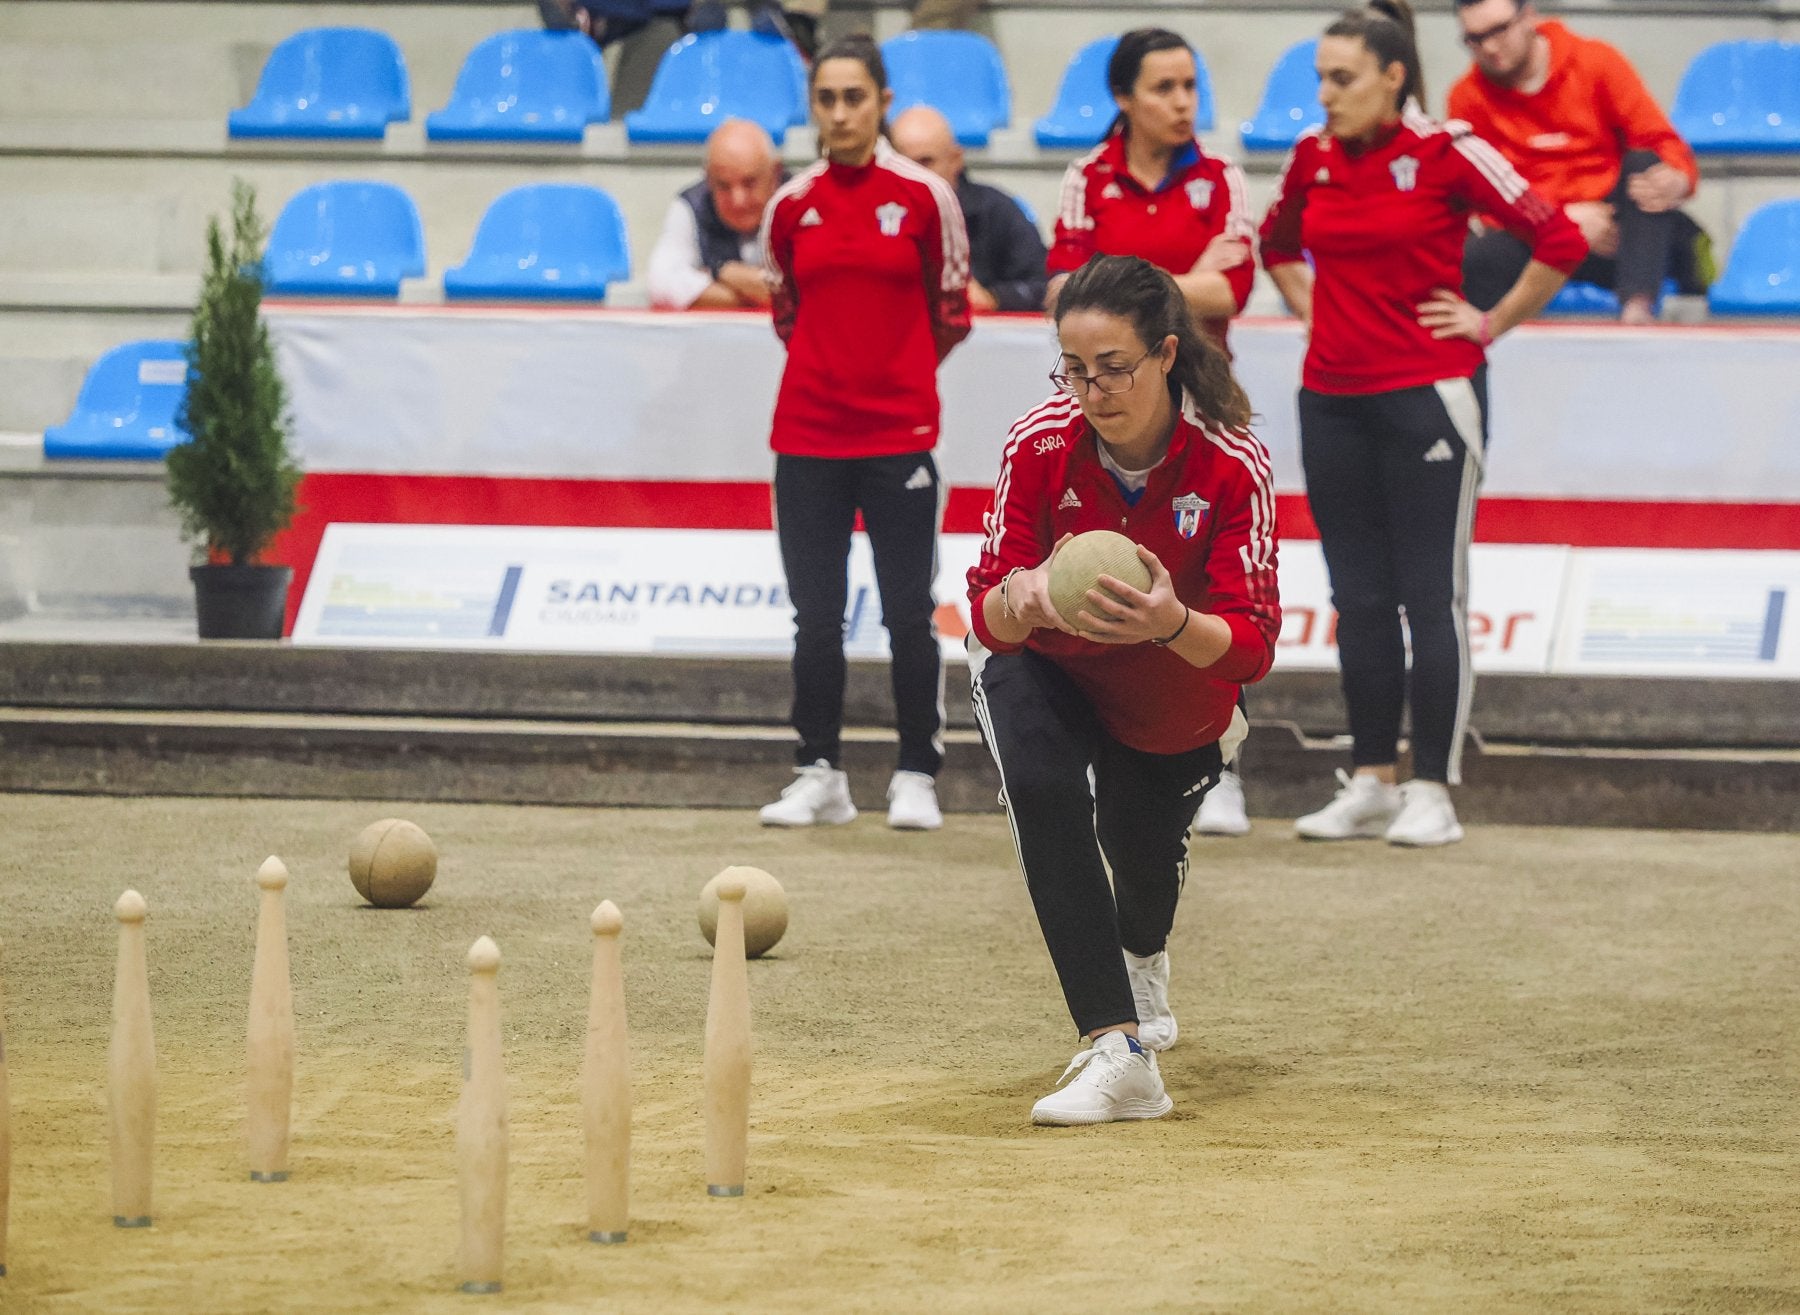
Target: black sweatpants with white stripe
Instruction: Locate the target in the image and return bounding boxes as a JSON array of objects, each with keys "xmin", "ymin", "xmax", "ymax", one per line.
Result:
[
  {"xmin": 775, "ymin": 452, "xmax": 945, "ymax": 776},
  {"xmin": 1298, "ymin": 369, "xmax": 1486, "ymax": 785},
  {"xmin": 972, "ymin": 648, "xmax": 1222, "ymax": 1037}
]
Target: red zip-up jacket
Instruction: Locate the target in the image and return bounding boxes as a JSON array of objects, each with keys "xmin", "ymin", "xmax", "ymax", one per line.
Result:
[
  {"xmin": 762, "ymin": 140, "xmax": 971, "ymax": 458},
  {"xmin": 967, "ymin": 392, "xmax": 1281, "ymax": 754},
  {"xmin": 1048, "ymin": 132, "xmax": 1255, "ymax": 351},
  {"xmin": 1259, "ymin": 113, "xmax": 1587, "ymax": 395}
]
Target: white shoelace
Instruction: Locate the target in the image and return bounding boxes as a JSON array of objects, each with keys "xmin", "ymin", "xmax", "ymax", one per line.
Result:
[{"xmin": 1053, "ymin": 1041, "xmax": 1135, "ymax": 1088}]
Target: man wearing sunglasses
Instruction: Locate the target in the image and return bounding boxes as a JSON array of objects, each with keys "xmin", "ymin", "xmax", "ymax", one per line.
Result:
[{"xmin": 1447, "ymin": 0, "xmax": 1709, "ymax": 326}]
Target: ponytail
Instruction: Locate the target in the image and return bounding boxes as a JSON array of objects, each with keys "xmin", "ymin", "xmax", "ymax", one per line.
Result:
[{"xmin": 1326, "ymin": 0, "xmax": 1425, "ymax": 112}]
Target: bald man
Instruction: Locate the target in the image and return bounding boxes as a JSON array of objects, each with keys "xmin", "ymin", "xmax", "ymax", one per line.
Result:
[
  {"xmin": 890, "ymin": 105, "xmax": 1048, "ymax": 313},
  {"xmin": 647, "ymin": 119, "xmax": 786, "ymax": 309}
]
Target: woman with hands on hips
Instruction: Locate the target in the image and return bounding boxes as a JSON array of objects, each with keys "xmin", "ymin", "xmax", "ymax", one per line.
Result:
[
  {"xmin": 1257, "ymin": 0, "xmax": 1585, "ymax": 848},
  {"xmin": 966, "ymin": 254, "xmax": 1280, "ymax": 1127}
]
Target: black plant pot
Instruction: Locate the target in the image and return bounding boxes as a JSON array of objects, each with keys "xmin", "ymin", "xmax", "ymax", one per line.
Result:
[{"xmin": 190, "ymin": 564, "xmax": 293, "ymax": 640}]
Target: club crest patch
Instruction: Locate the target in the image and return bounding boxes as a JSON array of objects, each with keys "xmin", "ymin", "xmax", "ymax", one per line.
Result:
[
  {"xmin": 1172, "ymin": 492, "xmax": 1211, "ymax": 539},
  {"xmin": 1390, "ymin": 155, "xmax": 1420, "ymax": 192},
  {"xmin": 875, "ymin": 202, "xmax": 908, "ymax": 237},
  {"xmin": 1186, "ymin": 178, "xmax": 1214, "ymax": 210}
]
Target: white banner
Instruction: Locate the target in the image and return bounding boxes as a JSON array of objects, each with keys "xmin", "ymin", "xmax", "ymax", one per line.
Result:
[
  {"xmin": 296, "ymin": 524, "xmax": 1586, "ymax": 675},
  {"xmin": 267, "ymin": 306, "xmax": 1800, "ymax": 504}
]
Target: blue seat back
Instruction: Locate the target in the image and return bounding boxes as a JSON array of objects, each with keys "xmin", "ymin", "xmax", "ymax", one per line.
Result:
[
  {"xmin": 426, "ymin": 30, "xmax": 611, "ymax": 142},
  {"xmin": 44, "ymin": 340, "xmax": 192, "ymax": 461},
  {"xmin": 624, "ymin": 31, "xmax": 808, "ymax": 144},
  {"xmin": 882, "ymin": 31, "xmax": 1013, "ymax": 147},
  {"xmin": 265, "ymin": 181, "xmax": 427, "ymax": 298},
  {"xmin": 1240, "ymin": 38, "xmax": 1322, "ymax": 152},
  {"xmin": 1542, "ymin": 278, "xmax": 1677, "ymax": 317},
  {"xmin": 228, "ymin": 27, "xmax": 410, "ymax": 139},
  {"xmin": 1709, "ymin": 198, "xmax": 1800, "ymax": 314},
  {"xmin": 443, "ymin": 184, "xmax": 631, "ymax": 301},
  {"xmin": 1672, "ymin": 40, "xmax": 1800, "ymax": 154},
  {"xmin": 1035, "ymin": 36, "xmax": 1122, "ymax": 149}
]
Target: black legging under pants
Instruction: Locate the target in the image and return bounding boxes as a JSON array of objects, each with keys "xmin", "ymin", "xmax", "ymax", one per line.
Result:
[
  {"xmin": 1298, "ymin": 370, "xmax": 1487, "ymax": 786},
  {"xmin": 972, "ymin": 647, "xmax": 1223, "ymax": 1037}
]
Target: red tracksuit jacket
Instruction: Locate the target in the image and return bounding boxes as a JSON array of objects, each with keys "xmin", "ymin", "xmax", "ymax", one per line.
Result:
[
  {"xmin": 762, "ymin": 140, "xmax": 972, "ymax": 458},
  {"xmin": 1258, "ymin": 113, "xmax": 1587, "ymax": 395},
  {"xmin": 1048, "ymin": 132, "xmax": 1255, "ymax": 351},
  {"xmin": 967, "ymin": 392, "xmax": 1281, "ymax": 754}
]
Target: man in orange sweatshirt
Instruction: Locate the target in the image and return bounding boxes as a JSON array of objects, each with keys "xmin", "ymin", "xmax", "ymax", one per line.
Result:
[{"xmin": 1448, "ymin": 0, "xmax": 1709, "ymax": 324}]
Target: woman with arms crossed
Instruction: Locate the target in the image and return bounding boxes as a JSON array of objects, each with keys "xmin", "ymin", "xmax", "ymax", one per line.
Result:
[
  {"xmin": 967, "ymin": 255, "xmax": 1280, "ymax": 1126},
  {"xmin": 758, "ymin": 35, "xmax": 971, "ymax": 832},
  {"xmin": 1259, "ymin": 0, "xmax": 1584, "ymax": 846},
  {"xmin": 1045, "ymin": 25, "xmax": 1261, "ymax": 836}
]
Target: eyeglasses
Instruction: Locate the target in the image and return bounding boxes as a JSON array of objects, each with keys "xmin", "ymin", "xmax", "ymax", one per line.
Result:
[
  {"xmin": 1460, "ymin": 9, "xmax": 1524, "ymax": 49},
  {"xmin": 1049, "ymin": 349, "xmax": 1156, "ymax": 397}
]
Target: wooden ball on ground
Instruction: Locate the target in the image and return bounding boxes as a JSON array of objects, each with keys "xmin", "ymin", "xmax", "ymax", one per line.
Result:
[
  {"xmin": 349, "ymin": 819, "xmax": 438, "ymax": 908},
  {"xmin": 698, "ymin": 866, "xmax": 787, "ymax": 958},
  {"xmin": 1047, "ymin": 529, "xmax": 1152, "ymax": 628}
]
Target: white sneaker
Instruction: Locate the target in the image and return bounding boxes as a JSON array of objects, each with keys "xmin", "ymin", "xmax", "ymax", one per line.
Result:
[
  {"xmin": 886, "ymin": 770, "xmax": 942, "ymax": 831},
  {"xmin": 1385, "ymin": 780, "xmax": 1465, "ymax": 847},
  {"xmin": 1294, "ymin": 768, "xmax": 1402, "ymax": 840},
  {"xmin": 1124, "ymin": 949, "xmax": 1177, "ymax": 1051},
  {"xmin": 759, "ymin": 760, "xmax": 856, "ymax": 827},
  {"xmin": 1030, "ymin": 1031, "xmax": 1173, "ymax": 1127},
  {"xmin": 1190, "ymin": 769, "xmax": 1250, "ymax": 836}
]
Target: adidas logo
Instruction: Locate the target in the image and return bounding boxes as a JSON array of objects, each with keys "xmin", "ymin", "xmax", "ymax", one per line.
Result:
[
  {"xmin": 1423, "ymin": 439, "xmax": 1455, "ymax": 462},
  {"xmin": 1058, "ymin": 487, "xmax": 1081, "ymax": 510},
  {"xmin": 799, "ymin": 207, "xmax": 823, "ymax": 227},
  {"xmin": 903, "ymin": 465, "xmax": 932, "ymax": 491}
]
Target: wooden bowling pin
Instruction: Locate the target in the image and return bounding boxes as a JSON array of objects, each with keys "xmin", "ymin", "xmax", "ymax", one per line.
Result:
[
  {"xmin": 703, "ymin": 875, "xmax": 751, "ymax": 1198},
  {"xmin": 1, "ymin": 939, "xmax": 11, "ymax": 1277},
  {"xmin": 247, "ymin": 856, "xmax": 295, "ymax": 1182},
  {"xmin": 109, "ymin": 890, "xmax": 155, "ymax": 1228},
  {"xmin": 582, "ymin": 901, "xmax": 631, "ymax": 1244},
  {"xmin": 457, "ymin": 937, "xmax": 507, "ymax": 1294}
]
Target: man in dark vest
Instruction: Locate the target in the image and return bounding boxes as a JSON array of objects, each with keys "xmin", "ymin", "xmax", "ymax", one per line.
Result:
[
  {"xmin": 647, "ymin": 119, "xmax": 786, "ymax": 309},
  {"xmin": 891, "ymin": 105, "xmax": 1049, "ymax": 313}
]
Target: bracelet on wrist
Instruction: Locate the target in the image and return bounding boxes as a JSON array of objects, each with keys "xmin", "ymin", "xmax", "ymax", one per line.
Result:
[
  {"xmin": 999, "ymin": 568, "xmax": 1023, "ymax": 621},
  {"xmin": 1478, "ymin": 311, "xmax": 1494, "ymax": 347},
  {"xmin": 1152, "ymin": 605, "xmax": 1190, "ymax": 647}
]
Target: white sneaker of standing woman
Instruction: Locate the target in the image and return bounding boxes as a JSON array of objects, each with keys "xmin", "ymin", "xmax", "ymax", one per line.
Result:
[
  {"xmin": 886, "ymin": 770, "xmax": 942, "ymax": 830},
  {"xmin": 758, "ymin": 760, "xmax": 857, "ymax": 827},
  {"xmin": 1031, "ymin": 1031, "xmax": 1173, "ymax": 1126},
  {"xmin": 1294, "ymin": 768, "xmax": 1402, "ymax": 840},
  {"xmin": 1190, "ymin": 768, "xmax": 1251, "ymax": 836},
  {"xmin": 1384, "ymin": 779, "xmax": 1465, "ymax": 847}
]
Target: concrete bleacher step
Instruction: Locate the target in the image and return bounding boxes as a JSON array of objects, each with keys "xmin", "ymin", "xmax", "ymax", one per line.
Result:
[{"xmin": 1, "ymin": 644, "xmax": 1795, "ymax": 829}]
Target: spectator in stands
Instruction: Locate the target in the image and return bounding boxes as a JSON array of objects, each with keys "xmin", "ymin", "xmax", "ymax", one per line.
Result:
[
  {"xmin": 685, "ymin": 0, "xmax": 823, "ymax": 60},
  {"xmin": 910, "ymin": 0, "xmax": 979, "ymax": 31},
  {"xmin": 1258, "ymin": 0, "xmax": 1584, "ymax": 847},
  {"xmin": 891, "ymin": 106, "xmax": 1048, "ymax": 312},
  {"xmin": 757, "ymin": 35, "xmax": 972, "ymax": 831},
  {"xmin": 647, "ymin": 120, "xmax": 785, "ymax": 310},
  {"xmin": 1046, "ymin": 29, "xmax": 1255, "ymax": 350},
  {"xmin": 541, "ymin": 0, "xmax": 819, "ymax": 59},
  {"xmin": 1046, "ymin": 27, "xmax": 1257, "ymax": 836},
  {"xmin": 1448, "ymin": 0, "xmax": 1709, "ymax": 324}
]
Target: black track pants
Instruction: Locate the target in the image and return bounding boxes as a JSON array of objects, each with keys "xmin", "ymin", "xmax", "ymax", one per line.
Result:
[
  {"xmin": 1298, "ymin": 371, "xmax": 1487, "ymax": 785},
  {"xmin": 972, "ymin": 647, "xmax": 1222, "ymax": 1037},
  {"xmin": 774, "ymin": 452, "xmax": 945, "ymax": 776}
]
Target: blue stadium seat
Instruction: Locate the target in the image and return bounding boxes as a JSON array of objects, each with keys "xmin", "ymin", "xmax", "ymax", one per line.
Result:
[
  {"xmin": 882, "ymin": 31, "xmax": 1012, "ymax": 148},
  {"xmin": 426, "ymin": 30, "xmax": 611, "ymax": 143},
  {"xmin": 1240, "ymin": 39, "xmax": 1322, "ymax": 153},
  {"xmin": 44, "ymin": 340, "xmax": 191, "ymax": 461},
  {"xmin": 443, "ymin": 184, "xmax": 630, "ymax": 301},
  {"xmin": 1542, "ymin": 278, "xmax": 1677, "ymax": 317},
  {"xmin": 624, "ymin": 31, "xmax": 807, "ymax": 145},
  {"xmin": 1032, "ymin": 35, "xmax": 1214, "ymax": 147},
  {"xmin": 265, "ymin": 181, "xmax": 426, "ymax": 298},
  {"xmin": 1709, "ymin": 199, "xmax": 1800, "ymax": 314},
  {"xmin": 1035, "ymin": 37, "xmax": 1121, "ymax": 149},
  {"xmin": 1672, "ymin": 41, "xmax": 1800, "ymax": 154},
  {"xmin": 228, "ymin": 27, "xmax": 410, "ymax": 139}
]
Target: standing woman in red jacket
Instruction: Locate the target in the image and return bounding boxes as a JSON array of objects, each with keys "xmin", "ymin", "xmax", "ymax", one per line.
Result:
[
  {"xmin": 757, "ymin": 35, "xmax": 972, "ymax": 831},
  {"xmin": 967, "ymin": 254, "xmax": 1280, "ymax": 1125},
  {"xmin": 1047, "ymin": 25, "xmax": 1259, "ymax": 836},
  {"xmin": 1258, "ymin": 0, "xmax": 1585, "ymax": 846}
]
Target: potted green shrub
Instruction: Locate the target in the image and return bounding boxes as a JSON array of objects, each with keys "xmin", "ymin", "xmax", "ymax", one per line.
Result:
[{"xmin": 167, "ymin": 179, "xmax": 304, "ymax": 639}]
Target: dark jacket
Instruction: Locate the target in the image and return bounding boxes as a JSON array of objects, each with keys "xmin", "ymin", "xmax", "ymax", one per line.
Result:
[{"xmin": 956, "ymin": 173, "xmax": 1049, "ymax": 312}]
